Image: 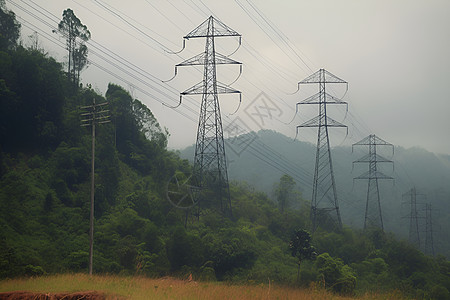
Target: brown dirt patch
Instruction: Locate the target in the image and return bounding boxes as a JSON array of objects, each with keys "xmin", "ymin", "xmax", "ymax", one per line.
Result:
[{"xmin": 0, "ymin": 291, "xmax": 111, "ymax": 299}]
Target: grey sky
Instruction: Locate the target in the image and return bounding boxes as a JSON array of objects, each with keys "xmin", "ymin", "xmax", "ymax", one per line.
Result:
[{"xmin": 9, "ymin": 0, "xmax": 450, "ymax": 154}]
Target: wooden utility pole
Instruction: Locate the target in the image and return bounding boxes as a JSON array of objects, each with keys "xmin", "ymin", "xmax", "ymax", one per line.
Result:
[{"xmin": 81, "ymin": 98, "xmax": 110, "ymax": 275}]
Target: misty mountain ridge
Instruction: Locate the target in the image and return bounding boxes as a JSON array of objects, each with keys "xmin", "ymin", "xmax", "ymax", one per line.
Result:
[
  {"xmin": 180, "ymin": 130, "xmax": 450, "ymax": 251},
  {"xmin": 179, "ymin": 129, "xmax": 450, "ymax": 196}
]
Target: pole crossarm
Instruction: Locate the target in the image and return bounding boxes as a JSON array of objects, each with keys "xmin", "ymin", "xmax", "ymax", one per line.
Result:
[{"xmin": 80, "ymin": 100, "xmax": 111, "ymax": 127}]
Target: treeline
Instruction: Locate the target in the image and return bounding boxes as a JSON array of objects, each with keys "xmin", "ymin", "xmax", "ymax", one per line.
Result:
[{"xmin": 1, "ymin": 4, "xmax": 450, "ymax": 299}]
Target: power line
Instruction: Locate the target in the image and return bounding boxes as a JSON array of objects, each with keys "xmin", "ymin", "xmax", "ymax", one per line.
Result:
[
  {"xmin": 10, "ymin": 0, "xmax": 328, "ymax": 199},
  {"xmin": 91, "ymin": 0, "xmax": 175, "ymax": 52},
  {"xmin": 244, "ymin": 0, "xmax": 313, "ymax": 73},
  {"xmin": 234, "ymin": 0, "xmax": 310, "ymax": 74}
]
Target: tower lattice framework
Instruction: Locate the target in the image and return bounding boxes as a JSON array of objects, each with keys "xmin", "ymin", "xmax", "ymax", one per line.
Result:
[
  {"xmin": 353, "ymin": 134, "xmax": 394, "ymax": 231},
  {"xmin": 424, "ymin": 203, "xmax": 435, "ymax": 256},
  {"xmin": 296, "ymin": 69, "xmax": 348, "ymax": 231},
  {"xmin": 173, "ymin": 16, "xmax": 241, "ymax": 217},
  {"xmin": 402, "ymin": 187, "xmax": 424, "ymax": 248}
]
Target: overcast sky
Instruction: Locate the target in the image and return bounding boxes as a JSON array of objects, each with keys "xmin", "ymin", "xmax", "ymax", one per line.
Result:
[{"xmin": 8, "ymin": 0, "xmax": 450, "ymax": 155}]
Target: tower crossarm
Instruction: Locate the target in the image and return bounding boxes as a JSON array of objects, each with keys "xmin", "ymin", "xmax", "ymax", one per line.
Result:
[
  {"xmin": 296, "ymin": 92, "xmax": 348, "ymax": 110},
  {"xmin": 354, "ymin": 170, "xmax": 394, "ymax": 180},
  {"xmin": 352, "ymin": 134, "xmax": 394, "ymax": 154},
  {"xmin": 297, "ymin": 115, "xmax": 347, "ymax": 129},
  {"xmin": 184, "ymin": 16, "xmax": 241, "ymax": 39},
  {"xmin": 353, "ymin": 153, "xmax": 393, "ymax": 164},
  {"xmin": 177, "ymin": 52, "xmax": 241, "ymax": 67},
  {"xmin": 181, "ymin": 81, "xmax": 241, "ymax": 95},
  {"xmin": 297, "ymin": 68, "xmax": 347, "ymax": 85}
]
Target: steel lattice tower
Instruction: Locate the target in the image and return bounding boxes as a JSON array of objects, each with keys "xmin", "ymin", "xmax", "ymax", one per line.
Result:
[
  {"xmin": 296, "ymin": 69, "xmax": 348, "ymax": 231},
  {"xmin": 353, "ymin": 134, "xmax": 394, "ymax": 231},
  {"xmin": 424, "ymin": 203, "xmax": 435, "ymax": 256},
  {"xmin": 173, "ymin": 16, "xmax": 241, "ymax": 217},
  {"xmin": 402, "ymin": 187, "xmax": 424, "ymax": 248}
]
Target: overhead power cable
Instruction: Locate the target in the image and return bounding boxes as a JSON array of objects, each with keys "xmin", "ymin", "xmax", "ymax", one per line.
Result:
[{"xmin": 10, "ymin": 0, "xmax": 333, "ymax": 193}]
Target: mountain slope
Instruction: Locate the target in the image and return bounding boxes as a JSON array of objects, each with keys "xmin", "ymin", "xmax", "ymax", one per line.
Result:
[{"xmin": 180, "ymin": 130, "xmax": 450, "ymax": 255}]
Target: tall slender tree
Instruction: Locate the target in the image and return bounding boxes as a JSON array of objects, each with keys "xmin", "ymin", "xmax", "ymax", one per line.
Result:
[
  {"xmin": 289, "ymin": 229, "xmax": 316, "ymax": 283},
  {"xmin": 0, "ymin": 0, "xmax": 21, "ymax": 50},
  {"xmin": 58, "ymin": 8, "xmax": 90, "ymax": 84},
  {"xmin": 274, "ymin": 174, "xmax": 296, "ymax": 213},
  {"xmin": 73, "ymin": 43, "xmax": 88, "ymax": 83}
]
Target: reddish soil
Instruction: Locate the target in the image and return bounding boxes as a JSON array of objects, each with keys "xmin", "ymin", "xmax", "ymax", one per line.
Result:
[{"xmin": 0, "ymin": 291, "xmax": 111, "ymax": 299}]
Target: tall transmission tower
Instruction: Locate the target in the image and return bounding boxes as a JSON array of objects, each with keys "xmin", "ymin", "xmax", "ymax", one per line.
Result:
[
  {"xmin": 352, "ymin": 134, "xmax": 394, "ymax": 231},
  {"xmin": 424, "ymin": 203, "xmax": 435, "ymax": 256},
  {"xmin": 402, "ymin": 187, "xmax": 424, "ymax": 249},
  {"xmin": 170, "ymin": 16, "xmax": 241, "ymax": 217},
  {"xmin": 81, "ymin": 98, "xmax": 110, "ymax": 275},
  {"xmin": 295, "ymin": 69, "xmax": 348, "ymax": 231}
]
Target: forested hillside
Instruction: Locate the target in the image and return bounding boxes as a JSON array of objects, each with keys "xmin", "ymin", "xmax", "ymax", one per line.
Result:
[
  {"xmin": 181, "ymin": 130, "xmax": 450, "ymax": 258},
  {"xmin": 1, "ymin": 4, "xmax": 450, "ymax": 299}
]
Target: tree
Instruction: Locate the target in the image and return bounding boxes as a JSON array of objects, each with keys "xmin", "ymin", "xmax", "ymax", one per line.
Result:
[
  {"xmin": 0, "ymin": 0, "xmax": 21, "ymax": 50},
  {"xmin": 289, "ymin": 229, "xmax": 316, "ymax": 283},
  {"xmin": 133, "ymin": 99, "xmax": 168, "ymax": 148},
  {"xmin": 274, "ymin": 174, "xmax": 296, "ymax": 213},
  {"xmin": 73, "ymin": 43, "xmax": 88, "ymax": 83},
  {"xmin": 58, "ymin": 8, "xmax": 90, "ymax": 83},
  {"xmin": 315, "ymin": 253, "xmax": 356, "ymax": 295},
  {"xmin": 27, "ymin": 31, "xmax": 44, "ymax": 53}
]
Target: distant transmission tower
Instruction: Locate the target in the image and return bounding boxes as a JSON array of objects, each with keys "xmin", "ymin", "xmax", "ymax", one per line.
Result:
[
  {"xmin": 352, "ymin": 134, "xmax": 394, "ymax": 231},
  {"xmin": 295, "ymin": 69, "xmax": 348, "ymax": 231},
  {"xmin": 423, "ymin": 203, "xmax": 435, "ymax": 256},
  {"xmin": 81, "ymin": 98, "xmax": 110, "ymax": 275},
  {"xmin": 402, "ymin": 187, "xmax": 424, "ymax": 248},
  {"xmin": 169, "ymin": 16, "xmax": 241, "ymax": 217}
]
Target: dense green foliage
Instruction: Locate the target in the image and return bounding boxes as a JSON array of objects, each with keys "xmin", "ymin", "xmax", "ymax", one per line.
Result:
[{"xmin": 1, "ymin": 6, "xmax": 450, "ymax": 299}]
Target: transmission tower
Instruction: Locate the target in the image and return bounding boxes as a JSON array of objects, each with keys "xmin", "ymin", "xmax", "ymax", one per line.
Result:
[
  {"xmin": 81, "ymin": 98, "xmax": 110, "ymax": 275},
  {"xmin": 352, "ymin": 134, "xmax": 394, "ymax": 231},
  {"xmin": 295, "ymin": 69, "xmax": 348, "ymax": 231},
  {"xmin": 423, "ymin": 203, "xmax": 435, "ymax": 256},
  {"xmin": 402, "ymin": 187, "xmax": 424, "ymax": 249},
  {"xmin": 170, "ymin": 16, "xmax": 241, "ymax": 217}
]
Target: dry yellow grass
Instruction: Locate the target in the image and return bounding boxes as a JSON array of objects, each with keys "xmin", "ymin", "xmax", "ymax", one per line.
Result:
[{"xmin": 0, "ymin": 274, "xmax": 405, "ymax": 300}]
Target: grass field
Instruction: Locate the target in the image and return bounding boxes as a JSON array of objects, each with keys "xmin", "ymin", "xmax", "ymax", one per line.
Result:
[{"xmin": 0, "ymin": 274, "xmax": 405, "ymax": 299}]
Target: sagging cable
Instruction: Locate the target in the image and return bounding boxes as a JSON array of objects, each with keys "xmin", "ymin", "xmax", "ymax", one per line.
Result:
[
  {"xmin": 162, "ymin": 66, "xmax": 178, "ymax": 83},
  {"xmin": 293, "ymin": 125, "xmax": 301, "ymax": 141},
  {"xmin": 286, "ymin": 81, "xmax": 301, "ymax": 95},
  {"xmin": 281, "ymin": 102, "xmax": 300, "ymax": 125},
  {"xmin": 165, "ymin": 39, "xmax": 186, "ymax": 54},
  {"xmin": 162, "ymin": 95, "xmax": 182, "ymax": 109},
  {"xmin": 228, "ymin": 93, "xmax": 242, "ymax": 116},
  {"xmin": 227, "ymin": 36, "xmax": 242, "ymax": 57},
  {"xmin": 340, "ymin": 127, "xmax": 349, "ymax": 146},
  {"xmin": 227, "ymin": 64, "xmax": 242, "ymax": 86}
]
